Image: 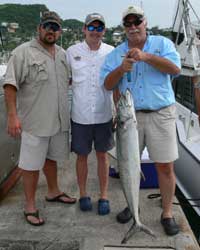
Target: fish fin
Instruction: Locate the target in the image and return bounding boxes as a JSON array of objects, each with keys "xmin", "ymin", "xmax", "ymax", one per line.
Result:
[
  {"xmin": 140, "ymin": 223, "xmax": 156, "ymax": 238},
  {"xmin": 121, "ymin": 223, "xmax": 138, "ymax": 244},
  {"xmin": 121, "ymin": 223, "xmax": 156, "ymax": 244}
]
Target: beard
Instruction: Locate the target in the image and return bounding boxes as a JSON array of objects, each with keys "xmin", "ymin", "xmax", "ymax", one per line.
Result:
[{"xmin": 39, "ymin": 32, "xmax": 58, "ymax": 45}]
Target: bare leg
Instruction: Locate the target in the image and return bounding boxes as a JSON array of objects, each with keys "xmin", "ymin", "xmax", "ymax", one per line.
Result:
[
  {"xmin": 96, "ymin": 152, "xmax": 109, "ymax": 199},
  {"xmin": 155, "ymin": 162, "xmax": 176, "ymax": 218},
  {"xmin": 76, "ymin": 155, "xmax": 88, "ymax": 197},
  {"xmin": 43, "ymin": 159, "xmax": 59, "ymax": 196},
  {"xmin": 43, "ymin": 159, "xmax": 75, "ymax": 202},
  {"xmin": 22, "ymin": 169, "xmax": 44, "ymax": 224}
]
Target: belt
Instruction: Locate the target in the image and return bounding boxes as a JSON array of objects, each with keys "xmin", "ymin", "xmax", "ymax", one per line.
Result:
[
  {"xmin": 136, "ymin": 105, "xmax": 172, "ymax": 113},
  {"xmin": 136, "ymin": 109, "xmax": 156, "ymax": 113}
]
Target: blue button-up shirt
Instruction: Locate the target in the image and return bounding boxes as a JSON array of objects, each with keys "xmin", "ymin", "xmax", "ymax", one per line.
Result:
[{"xmin": 100, "ymin": 35, "xmax": 181, "ymax": 110}]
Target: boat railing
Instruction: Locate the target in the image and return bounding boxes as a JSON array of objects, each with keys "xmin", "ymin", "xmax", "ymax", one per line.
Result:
[{"xmin": 172, "ymin": 0, "xmax": 200, "ymax": 76}]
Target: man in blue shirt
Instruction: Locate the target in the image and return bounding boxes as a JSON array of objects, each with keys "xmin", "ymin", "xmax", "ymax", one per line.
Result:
[{"xmin": 100, "ymin": 5, "xmax": 181, "ymax": 236}]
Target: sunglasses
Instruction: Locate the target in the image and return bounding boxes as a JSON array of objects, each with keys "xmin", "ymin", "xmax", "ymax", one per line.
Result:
[
  {"xmin": 123, "ymin": 18, "xmax": 143, "ymax": 27},
  {"xmin": 42, "ymin": 22, "xmax": 61, "ymax": 32},
  {"xmin": 87, "ymin": 25, "xmax": 105, "ymax": 32}
]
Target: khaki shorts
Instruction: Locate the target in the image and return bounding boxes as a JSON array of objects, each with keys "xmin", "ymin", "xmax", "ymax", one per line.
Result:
[
  {"xmin": 136, "ymin": 104, "xmax": 178, "ymax": 163},
  {"xmin": 19, "ymin": 131, "xmax": 69, "ymax": 171}
]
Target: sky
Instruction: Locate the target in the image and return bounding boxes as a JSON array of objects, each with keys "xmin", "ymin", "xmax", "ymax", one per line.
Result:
[{"xmin": 0, "ymin": 0, "xmax": 200, "ymax": 28}]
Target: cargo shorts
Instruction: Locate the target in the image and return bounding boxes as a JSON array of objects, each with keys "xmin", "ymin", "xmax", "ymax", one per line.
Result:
[
  {"xmin": 19, "ymin": 131, "xmax": 69, "ymax": 171},
  {"xmin": 136, "ymin": 104, "xmax": 178, "ymax": 163}
]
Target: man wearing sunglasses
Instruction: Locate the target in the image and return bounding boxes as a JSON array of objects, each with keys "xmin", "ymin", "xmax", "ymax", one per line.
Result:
[
  {"xmin": 66, "ymin": 13, "xmax": 114, "ymax": 215},
  {"xmin": 3, "ymin": 11, "xmax": 76, "ymax": 226},
  {"xmin": 100, "ymin": 5, "xmax": 181, "ymax": 236}
]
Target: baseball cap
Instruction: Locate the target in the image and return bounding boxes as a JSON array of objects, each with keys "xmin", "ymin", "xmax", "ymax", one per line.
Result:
[
  {"xmin": 85, "ymin": 13, "xmax": 105, "ymax": 26},
  {"xmin": 40, "ymin": 11, "xmax": 62, "ymax": 26},
  {"xmin": 122, "ymin": 5, "xmax": 144, "ymax": 21}
]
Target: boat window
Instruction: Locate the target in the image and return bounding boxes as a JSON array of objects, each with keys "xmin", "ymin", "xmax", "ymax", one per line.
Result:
[{"xmin": 172, "ymin": 76, "xmax": 197, "ymax": 113}]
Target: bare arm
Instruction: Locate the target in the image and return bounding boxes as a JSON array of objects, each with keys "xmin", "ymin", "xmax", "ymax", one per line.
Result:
[
  {"xmin": 104, "ymin": 54, "xmax": 136, "ymax": 90},
  {"xmin": 4, "ymin": 84, "xmax": 22, "ymax": 137}
]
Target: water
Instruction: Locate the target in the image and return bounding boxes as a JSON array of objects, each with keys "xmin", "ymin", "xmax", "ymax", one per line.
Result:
[{"xmin": 176, "ymin": 187, "xmax": 200, "ymax": 244}]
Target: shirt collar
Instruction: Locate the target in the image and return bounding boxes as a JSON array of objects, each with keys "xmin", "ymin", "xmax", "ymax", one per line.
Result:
[
  {"xmin": 124, "ymin": 34, "xmax": 149, "ymax": 52},
  {"xmin": 30, "ymin": 38, "xmax": 61, "ymax": 55},
  {"xmin": 83, "ymin": 40, "xmax": 103, "ymax": 52}
]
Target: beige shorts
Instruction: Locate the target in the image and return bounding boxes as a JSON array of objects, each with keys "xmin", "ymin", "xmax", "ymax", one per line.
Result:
[
  {"xmin": 19, "ymin": 131, "xmax": 69, "ymax": 171},
  {"xmin": 136, "ymin": 104, "xmax": 178, "ymax": 163}
]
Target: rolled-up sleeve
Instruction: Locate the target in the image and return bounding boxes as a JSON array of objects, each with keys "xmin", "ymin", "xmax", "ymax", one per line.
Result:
[
  {"xmin": 3, "ymin": 47, "xmax": 27, "ymax": 90},
  {"xmin": 161, "ymin": 38, "xmax": 181, "ymax": 72}
]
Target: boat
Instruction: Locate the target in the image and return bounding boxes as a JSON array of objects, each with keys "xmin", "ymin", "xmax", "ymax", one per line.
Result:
[
  {"xmin": 0, "ymin": 55, "xmax": 20, "ymax": 197},
  {"xmin": 172, "ymin": 0, "xmax": 200, "ymax": 217}
]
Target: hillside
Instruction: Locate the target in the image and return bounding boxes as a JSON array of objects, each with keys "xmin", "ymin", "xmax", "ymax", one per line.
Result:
[
  {"xmin": 0, "ymin": 4, "xmax": 171, "ymax": 51},
  {"xmin": 0, "ymin": 4, "xmax": 85, "ymax": 50},
  {"xmin": 0, "ymin": 4, "xmax": 48, "ymax": 33}
]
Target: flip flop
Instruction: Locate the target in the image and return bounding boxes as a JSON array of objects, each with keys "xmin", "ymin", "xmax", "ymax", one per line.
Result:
[
  {"xmin": 24, "ymin": 210, "xmax": 45, "ymax": 226},
  {"xmin": 45, "ymin": 192, "xmax": 77, "ymax": 204}
]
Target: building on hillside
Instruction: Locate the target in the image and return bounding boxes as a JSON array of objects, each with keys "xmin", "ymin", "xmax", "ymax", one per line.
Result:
[{"xmin": 7, "ymin": 23, "xmax": 19, "ymax": 33}]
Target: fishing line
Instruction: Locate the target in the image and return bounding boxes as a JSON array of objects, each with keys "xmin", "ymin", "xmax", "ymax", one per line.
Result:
[{"xmin": 147, "ymin": 193, "xmax": 200, "ymax": 208}]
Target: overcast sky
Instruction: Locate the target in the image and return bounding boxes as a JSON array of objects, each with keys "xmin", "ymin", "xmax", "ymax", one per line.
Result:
[{"xmin": 0, "ymin": 0, "xmax": 200, "ymax": 28}]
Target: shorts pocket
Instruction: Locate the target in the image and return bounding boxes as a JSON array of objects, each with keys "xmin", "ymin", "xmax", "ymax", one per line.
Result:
[
  {"xmin": 22, "ymin": 131, "xmax": 41, "ymax": 147},
  {"xmin": 157, "ymin": 105, "xmax": 176, "ymax": 120}
]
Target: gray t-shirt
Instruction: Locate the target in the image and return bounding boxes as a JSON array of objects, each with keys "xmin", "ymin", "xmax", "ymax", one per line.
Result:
[{"xmin": 4, "ymin": 39, "xmax": 70, "ymax": 136}]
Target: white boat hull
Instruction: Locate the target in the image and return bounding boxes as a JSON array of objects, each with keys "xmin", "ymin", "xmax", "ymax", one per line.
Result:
[
  {"xmin": 175, "ymin": 101, "xmax": 200, "ymax": 216},
  {"xmin": 0, "ymin": 65, "xmax": 20, "ymax": 186}
]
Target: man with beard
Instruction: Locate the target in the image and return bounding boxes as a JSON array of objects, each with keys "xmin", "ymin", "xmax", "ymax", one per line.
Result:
[
  {"xmin": 66, "ymin": 13, "xmax": 114, "ymax": 215},
  {"xmin": 3, "ymin": 11, "xmax": 76, "ymax": 226},
  {"xmin": 100, "ymin": 6, "xmax": 181, "ymax": 235}
]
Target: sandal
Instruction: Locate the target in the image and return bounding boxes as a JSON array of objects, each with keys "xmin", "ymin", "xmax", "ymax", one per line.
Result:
[
  {"xmin": 98, "ymin": 199, "xmax": 110, "ymax": 215},
  {"xmin": 24, "ymin": 210, "xmax": 45, "ymax": 226},
  {"xmin": 79, "ymin": 196, "xmax": 92, "ymax": 211},
  {"xmin": 45, "ymin": 192, "xmax": 76, "ymax": 204}
]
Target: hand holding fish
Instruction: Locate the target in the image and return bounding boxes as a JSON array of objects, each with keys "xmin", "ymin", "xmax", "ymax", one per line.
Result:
[
  {"xmin": 127, "ymin": 48, "xmax": 147, "ymax": 62},
  {"xmin": 120, "ymin": 53, "xmax": 136, "ymax": 73}
]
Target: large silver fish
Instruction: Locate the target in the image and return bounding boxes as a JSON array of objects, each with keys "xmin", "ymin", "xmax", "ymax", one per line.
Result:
[{"xmin": 116, "ymin": 89, "xmax": 155, "ymax": 244}]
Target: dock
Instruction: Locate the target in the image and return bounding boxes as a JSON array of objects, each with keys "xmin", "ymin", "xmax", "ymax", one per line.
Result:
[{"xmin": 0, "ymin": 150, "xmax": 199, "ymax": 250}]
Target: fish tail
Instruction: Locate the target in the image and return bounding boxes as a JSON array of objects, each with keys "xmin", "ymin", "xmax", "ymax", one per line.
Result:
[
  {"xmin": 140, "ymin": 223, "xmax": 156, "ymax": 238},
  {"xmin": 121, "ymin": 223, "xmax": 156, "ymax": 244}
]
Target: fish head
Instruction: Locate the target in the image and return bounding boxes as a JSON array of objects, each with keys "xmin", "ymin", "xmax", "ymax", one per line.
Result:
[{"xmin": 117, "ymin": 89, "xmax": 136, "ymax": 127}]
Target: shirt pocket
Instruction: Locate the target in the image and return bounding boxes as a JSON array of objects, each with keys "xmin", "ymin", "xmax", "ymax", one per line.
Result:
[
  {"xmin": 71, "ymin": 60, "xmax": 87, "ymax": 84},
  {"xmin": 28, "ymin": 60, "xmax": 48, "ymax": 86},
  {"xmin": 144, "ymin": 63, "xmax": 166, "ymax": 86}
]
